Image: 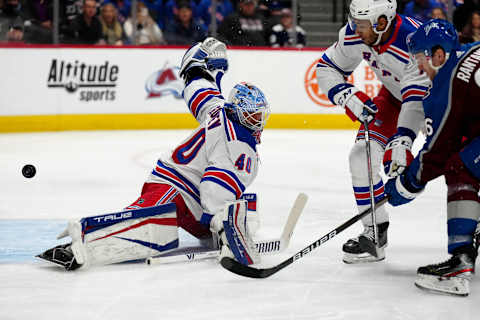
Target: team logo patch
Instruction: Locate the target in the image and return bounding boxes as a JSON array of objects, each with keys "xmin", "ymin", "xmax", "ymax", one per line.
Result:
[{"xmin": 145, "ymin": 62, "xmax": 184, "ymax": 99}]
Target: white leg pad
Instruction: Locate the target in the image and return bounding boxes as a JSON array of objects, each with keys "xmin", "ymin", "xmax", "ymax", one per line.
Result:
[
  {"xmin": 221, "ymin": 200, "xmax": 260, "ymax": 265},
  {"xmin": 59, "ymin": 204, "xmax": 179, "ymax": 267},
  {"xmin": 241, "ymin": 193, "xmax": 260, "ymax": 236}
]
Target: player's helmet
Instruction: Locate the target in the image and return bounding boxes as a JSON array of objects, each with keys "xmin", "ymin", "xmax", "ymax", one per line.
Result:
[
  {"xmin": 407, "ymin": 19, "xmax": 459, "ymax": 57},
  {"xmin": 349, "ymin": 0, "xmax": 397, "ymax": 45},
  {"xmin": 224, "ymin": 82, "xmax": 270, "ymax": 132}
]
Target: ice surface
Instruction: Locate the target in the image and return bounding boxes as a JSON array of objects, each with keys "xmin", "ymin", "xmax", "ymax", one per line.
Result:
[{"xmin": 0, "ymin": 130, "xmax": 478, "ymax": 320}]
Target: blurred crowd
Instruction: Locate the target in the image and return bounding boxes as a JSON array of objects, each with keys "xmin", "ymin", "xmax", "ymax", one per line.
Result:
[
  {"xmin": 3, "ymin": 0, "xmax": 480, "ymax": 48},
  {"xmin": 0, "ymin": 0, "xmax": 306, "ymax": 47},
  {"xmin": 397, "ymin": 0, "xmax": 480, "ymax": 44}
]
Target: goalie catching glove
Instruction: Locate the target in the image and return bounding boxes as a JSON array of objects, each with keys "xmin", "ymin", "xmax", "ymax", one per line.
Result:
[
  {"xmin": 383, "ymin": 127, "xmax": 416, "ymax": 178},
  {"xmin": 210, "ymin": 200, "xmax": 260, "ymax": 266},
  {"xmin": 179, "ymin": 37, "xmax": 228, "ymax": 85},
  {"xmin": 328, "ymin": 83, "xmax": 377, "ymax": 123}
]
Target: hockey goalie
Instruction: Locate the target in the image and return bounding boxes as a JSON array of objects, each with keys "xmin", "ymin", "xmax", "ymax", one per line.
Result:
[{"xmin": 37, "ymin": 37, "xmax": 270, "ymax": 270}]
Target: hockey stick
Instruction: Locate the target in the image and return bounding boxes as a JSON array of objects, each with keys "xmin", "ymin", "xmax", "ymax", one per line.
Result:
[
  {"xmin": 220, "ymin": 197, "xmax": 389, "ymax": 278},
  {"xmin": 363, "ymin": 117, "xmax": 379, "ymax": 250},
  {"xmin": 147, "ymin": 193, "xmax": 308, "ymax": 265}
]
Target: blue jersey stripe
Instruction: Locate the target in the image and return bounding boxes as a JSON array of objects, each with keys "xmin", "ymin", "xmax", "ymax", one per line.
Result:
[
  {"xmin": 205, "ymin": 166, "xmax": 245, "ymax": 191},
  {"xmin": 321, "ymin": 53, "xmax": 353, "ymax": 76}
]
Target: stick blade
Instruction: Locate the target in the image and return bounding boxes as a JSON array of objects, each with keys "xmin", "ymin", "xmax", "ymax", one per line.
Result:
[
  {"xmin": 220, "ymin": 257, "xmax": 277, "ymax": 279},
  {"xmin": 280, "ymin": 193, "xmax": 308, "ymax": 242}
]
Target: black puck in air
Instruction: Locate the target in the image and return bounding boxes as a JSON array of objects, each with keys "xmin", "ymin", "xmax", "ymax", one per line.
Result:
[{"xmin": 22, "ymin": 164, "xmax": 36, "ymax": 178}]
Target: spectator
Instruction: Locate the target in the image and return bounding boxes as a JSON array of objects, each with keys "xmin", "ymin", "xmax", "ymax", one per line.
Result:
[
  {"xmin": 397, "ymin": 0, "xmax": 411, "ymax": 12},
  {"xmin": 218, "ymin": 0, "xmax": 267, "ymax": 46},
  {"xmin": 124, "ymin": 1, "xmax": 165, "ymax": 44},
  {"xmin": 66, "ymin": 0, "xmax": 104, "ymax": 44},
  {"xmin": 164, "ymin": 0, "xmax": 206, "ymax": 45},
  {"xmin": 197, "ymin": 0, "xmax": 234, "ymax": 30},
  {"xmin": 61, "ymin": 0, "xmax": 82, "ymax": 26},
  {"xmin": 430, "ymin": 6, "xmax": 447, "ymax": 19},
  {"xmin": 453, "ymin": 0, "xmax": 480, "ymax": 31},
  {"xmin": 269, "ymin": 8, "xmax": 305, "ymax": 48},
  {"xmin": 23, "ymin": 0, "xmax": 54, "ymax": 43},
  {"xmin": 101, "ymin": 0, "xmax": 131, "ymax": 24},
  {"xmin": 460, "ymin": 10, "xmax": 480, "ymax": 43},
  {"xmin": 99, "ymin": 2, "xmax": 125, "ymax": 45},
  {"xmin": 0, "ymin": 0, "xmax": 25, "ymax": 42},
  {"xmin": 140, "ymin": 0, "xmax": 163, "ymax": 22},
  {"xmin": 403, "ymin": 0, "xmax": 446, "ymax": 22},
  {"xmin": 161, "ymin": 0, "xmax": 199, "ymax": 29},
  {"xmin": 59, "ymin": 0, "xmax": 82, "ymax": 41}
]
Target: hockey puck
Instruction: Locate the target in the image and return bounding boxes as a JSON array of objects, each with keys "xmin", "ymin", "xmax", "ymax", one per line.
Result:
[{"xmin": 22, "ymin": 164, "xmax": 36, "ymax": 178}]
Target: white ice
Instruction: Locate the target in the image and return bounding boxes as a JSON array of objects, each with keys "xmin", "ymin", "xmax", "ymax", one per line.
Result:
[{"xmin": 0, "ymin": 129, "xmax": 478, "ymax": 320}]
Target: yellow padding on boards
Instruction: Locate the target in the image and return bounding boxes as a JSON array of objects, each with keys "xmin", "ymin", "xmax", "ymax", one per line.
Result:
[{"xmin": 0, "ymin": 114, "xmax": 359, "ymax": 132}]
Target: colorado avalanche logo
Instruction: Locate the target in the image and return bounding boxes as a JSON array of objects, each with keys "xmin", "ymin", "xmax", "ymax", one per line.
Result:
[{"xmin": 145, "ymin": 62, "xmax": 184, "ymax": 99}]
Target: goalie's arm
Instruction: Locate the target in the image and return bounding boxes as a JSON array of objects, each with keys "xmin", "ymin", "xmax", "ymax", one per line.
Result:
[{"xmin": 180, "ymin": 38, "xmax": 229, "ymax": 123}]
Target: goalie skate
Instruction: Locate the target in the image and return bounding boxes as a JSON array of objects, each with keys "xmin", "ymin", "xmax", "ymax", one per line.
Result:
[
  {"xmin": 414, "ymin": 246, "xmax": 477, "ymax": 297},
  {"xmin": 342, "ymin": 222, "xmax": 389, "ymax": 264},
  {"xmin": 36, "ymin": 243, "xmax": 82, "ymax": 271}
]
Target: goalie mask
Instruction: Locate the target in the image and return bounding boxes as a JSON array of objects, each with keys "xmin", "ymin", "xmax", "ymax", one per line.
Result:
[
  {"xmin": 224, "ymin": 82, "xmax": 270, "ymax": 132},
  {"xmin": 348, "ymin": 0, "xmax": 397, "ymax": 46}
]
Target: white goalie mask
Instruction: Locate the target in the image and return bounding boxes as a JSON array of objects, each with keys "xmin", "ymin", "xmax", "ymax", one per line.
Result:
[{"xmin": 349, "ymin": 0, "xmax": 397, "ymax": 46}]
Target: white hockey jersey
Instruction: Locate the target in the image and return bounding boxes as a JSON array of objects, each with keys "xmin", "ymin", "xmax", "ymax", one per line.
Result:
[
  {"xmin": 316, "ymin": 14, "xmax": 430, "ymax": 134},
  {"xmin": 146, "ymin": 77, "xmax": 260, "ymax": 228}
]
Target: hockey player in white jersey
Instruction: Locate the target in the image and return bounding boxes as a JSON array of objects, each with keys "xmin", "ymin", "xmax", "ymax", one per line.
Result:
[
  {"xmin": 316, "ymin": 0, "xmax": 430, "ymax": 263},
  {"xmin": 37, "ymin": 37, "xmax": 271, "ymax": 270}
]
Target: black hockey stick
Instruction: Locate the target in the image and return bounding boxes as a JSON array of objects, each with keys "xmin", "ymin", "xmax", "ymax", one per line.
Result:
[{"xmin": 220, "ymin": 197, "xmax": 389, "ymax": 278}]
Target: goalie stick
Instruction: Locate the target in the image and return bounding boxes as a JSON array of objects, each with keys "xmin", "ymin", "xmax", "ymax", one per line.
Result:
[
  {"xmin": 220, "ymin": 197, "xmax": 389, "ymax": 278},
  {"xmin": 146, "ymin": 193, "xmax": 308, "ymax": 265}
]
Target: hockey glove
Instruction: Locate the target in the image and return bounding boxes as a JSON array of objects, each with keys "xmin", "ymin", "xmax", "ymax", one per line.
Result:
[
  {"xmin": 210, "ymin": 200, "xmax": 259, "ymax": 266},
  {"xmin": 179, "ymin": 37, "xmax": 228, "ymax": 83},
  {"xmin": 385, "ymin": 170, "xmax": 425, "ymax": 207},
  {"xmin": 328, "ymin": 83, "xmax": 377, "ymax": 123},
  {"xmin": 383, "ymin": 127, "xmax": 416, "ymax": 178}
]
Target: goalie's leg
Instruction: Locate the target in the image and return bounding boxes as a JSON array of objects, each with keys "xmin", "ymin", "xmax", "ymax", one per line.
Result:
[{"xmin": 37, "ymin": 184, "xmax": 189, "ymax": 270}]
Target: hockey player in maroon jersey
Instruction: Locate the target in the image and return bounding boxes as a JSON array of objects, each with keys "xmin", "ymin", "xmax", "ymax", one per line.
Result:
[
  {"xmin": 316, "ymin": 0, "xmax": 430, "ymax": 263},
  {"xmin": 37, "ymin": 38, "xmax": 271, "ymax": 270},
  {"xmin": 385, "ymin": 19, "xmax": 480, "ymax": 296}
]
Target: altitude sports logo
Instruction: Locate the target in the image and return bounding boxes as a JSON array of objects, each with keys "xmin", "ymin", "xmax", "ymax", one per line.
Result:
[
  {"xmin": 47, "ymin": 59, "xmax": 119, "ymax": 102},
  {"xmin": 145, "ymin": 62, "xmax": 184, "ymax": 99}
]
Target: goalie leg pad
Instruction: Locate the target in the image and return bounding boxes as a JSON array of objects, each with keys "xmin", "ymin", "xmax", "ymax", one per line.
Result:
[
  {"xmin": 222, "ymin": 200, "xmax": 259, "ymax": 266},
  {"xmin": 82, "ymin": 204, "xmax": 179, "ymax": 266},
  {"xmin": 52, "ymin": 204, "xmax": 180, "ymax": 268},
  {"xmin": 241, "ymin": 193, "xmax": 259, "ymax": 236}
]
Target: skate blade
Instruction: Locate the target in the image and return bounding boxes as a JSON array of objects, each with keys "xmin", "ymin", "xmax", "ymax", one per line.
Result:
[
  {"xmin": 358, "ymin": 236, "xmax": 386, "ymax": 258},
  {"xmin": 35, "ymin": 254, "xmax": 69, "ymax": 269},
  {"xmin": 414, "ymin": 274, "xmax": 470, "ymax": 297},
  {"xmin": 342, "ymin": 250, "xmax": 385, "ymax": 264}
]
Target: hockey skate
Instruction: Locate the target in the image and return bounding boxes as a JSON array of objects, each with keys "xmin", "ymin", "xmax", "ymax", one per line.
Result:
[
  {"xmin": 414, "ymin": 245, "xmax": 477, "ymax": 297},
  {"xmin": 342, "ymin": 222, "xmax": 389, "ymax": 264},
  {"xmin": 36, "ymin": 243, "xmax": 82, "ymax": 271}
]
